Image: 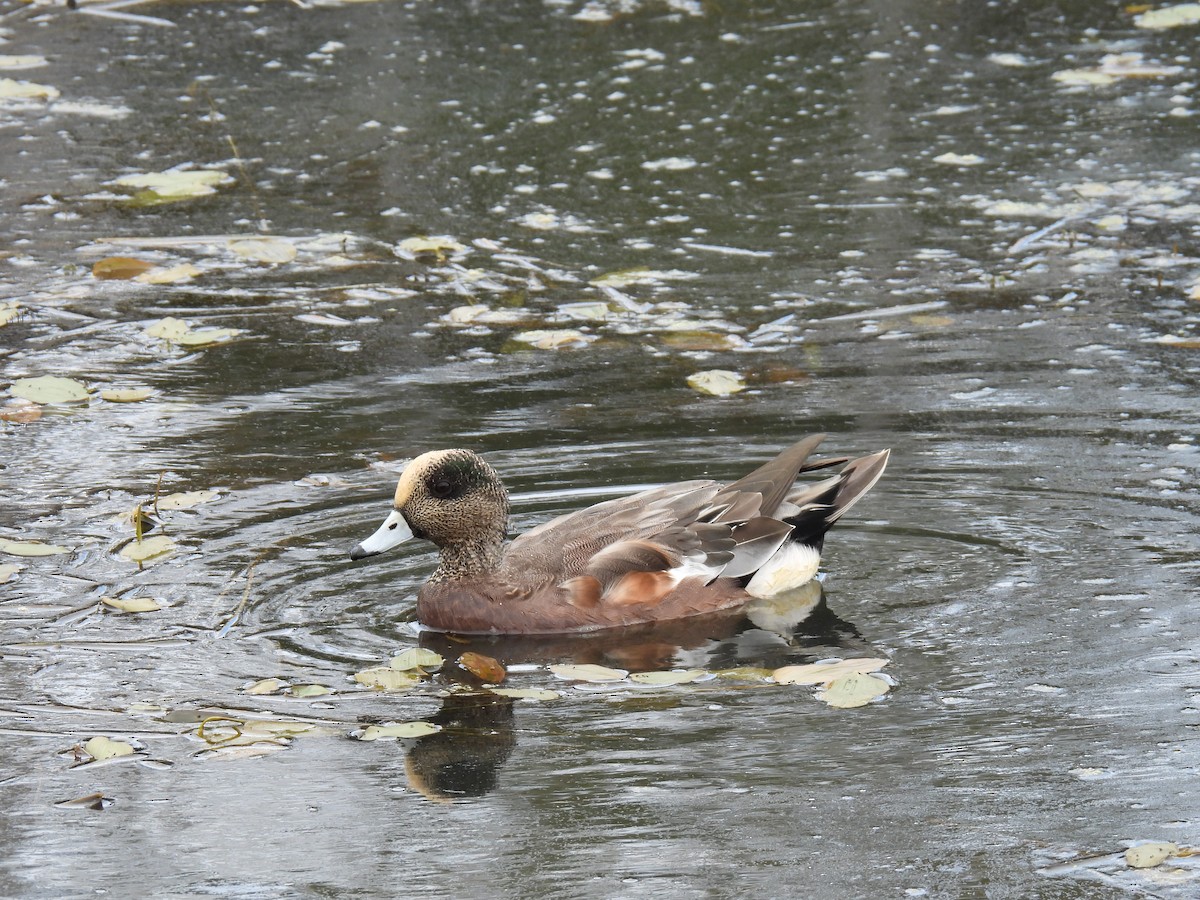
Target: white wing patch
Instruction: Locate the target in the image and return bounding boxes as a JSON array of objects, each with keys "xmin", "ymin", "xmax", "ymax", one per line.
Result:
[{"xmin": 745, "ymin": 542, "xmax": 821, "ymax": 598}]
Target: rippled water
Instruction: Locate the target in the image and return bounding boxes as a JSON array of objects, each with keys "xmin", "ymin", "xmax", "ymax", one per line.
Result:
[{"xmin": 3, "ymin": 0, "xmax": 1200, "ymax": 896}]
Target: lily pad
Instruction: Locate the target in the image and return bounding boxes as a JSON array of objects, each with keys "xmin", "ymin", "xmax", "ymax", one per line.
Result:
[
  {"xmin": 118, "ymin": 535, "xmax": 176, "ymax": 564},
  {"xmin": 354, "ymin": 667, "xmax": 421, "ymax": 691},
  {"xmin": 0, "ymin": 538, "xmax": 70, "ymax": 557},
  {"xmin": 358, "ymin": 721, "xmax": 441, "ymax": 741},
  {"xmin": 100, "ymin": 388, "xmax": 153, "ymax": 403},
  {"xmin": 156, "ymin": 490, "xmax": 219, "ymax": 510},
  {"xmin": 1126, "ymin": 842, "xmax": 1177, "ymax": 869},
  {"xmin": 101, "ymin": 595, "xmax": 163, "ymax": 613},
  {"xmin": 389, "ymin": 648, "xmax": 444, "ymax": 671},
  {"xmin": 628, "ymin": 669, "xmax": 708, "ymax": 686},
  {"xmin": 92, "ymin": 257, "xmax": 155, "ymax": 280},
  {"xmin": 10, "ymin": 376, "xmax": 90, "ymax": 405},
  {"xmin": 489, "ymin": 688, "xmax": 561, "ymax": 701},
  {"xmin": 83, "ymin": 736, "xmax": 136, "ymax": 761},
  {"xmin": 773, "ymin": 658, "xmax": 890, "ymax": 685},
  {"xmin": 687, "ymin": 370, "xmax": 745, "ymax": 396},
  {"xmin": 229, "ymin": 237, "xmax": 298, "ymax": 264},
  {"xmin": 549, "ymin": 663, "xmax": 629, "ymax": 682},
  {"xmin": 817, "ymin": 673, "xmax": 891, "ymax": 708}
]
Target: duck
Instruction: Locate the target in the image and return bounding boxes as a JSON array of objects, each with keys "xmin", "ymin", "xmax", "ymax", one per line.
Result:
[{"xmin": 349, "ymin": 434, "xmax": 889, "ymax": 635}]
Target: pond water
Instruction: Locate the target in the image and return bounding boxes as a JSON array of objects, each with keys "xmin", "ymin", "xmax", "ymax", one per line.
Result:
[{"xmin": 2, "ymin": 0, "xmax": 1200, "ymax": 896}]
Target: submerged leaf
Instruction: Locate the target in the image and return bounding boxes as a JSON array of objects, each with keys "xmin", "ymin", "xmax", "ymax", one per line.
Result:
[
  {"xmin": 512, "ymin": 329, "xmax": 597, "ymax": 349},
  {"xmin": 118, "ymin": 535, "xmax": 176, "ymax": 564},
  {"xmin": 817, "ymin": 673, "xmax": 891, "ymax": 708},
  {"xmin": 628, "ymin": 669, "xmax": 708, "ymax": 686},
  {"xmin": 772, "ymin": 658, "xmax": 890, "ymax": 685},
  {"xmin": 1125, "ymin": 842, "xmax": 1177, "ymax": 868},
  {"xmin": 389, "ymin": 648, "xmax": 444, "ymax": 671},
  {"xmin": 0, "ymin": 538, "xmax": 70, "ymax": 557},
  {"xmin": 290, "ymin": 684, "xmax": 332, "ymax": 698},
  {"xmin": 83, "ymin": 736, "xmax": 136, "ymax": 761},
  {"xmin": 458, "ymin": 651, "xmax": 506, "ymax": 683},
  {"xmin": 101, "ymin": 595, "xmax": 163, "ymax": 613},
  {"xmin": 354, "ymin": 667, "xmax": 420, "ymax": 691},
  {"xmin": 489, "ymin": 688, "xmax": 561, "ymax": 701},
  {"xmin": 358, "ymin": 721, "xmax": 441, "ymax": 741},
  {"xmin": 549, "ymin": 663, "xmax": 629, "ymax": 682},
  {"xmin": 92, "ymin": 257, "xmax": 154, "ymax": 280},
  {"xmin": 10, "ymin": 376, "xmax": 90, "ymax": 404},
  {"xmin": 687, "ymin": 370, "xmax": 745, "ymax": 396}
]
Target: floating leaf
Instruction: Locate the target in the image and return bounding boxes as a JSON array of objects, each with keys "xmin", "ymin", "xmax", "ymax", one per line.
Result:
[
  {"xmin": 290, "ymin": 684, "xmax": 331, "ymax": 698},
  {"xmin": 1135, "ymin": 3, "xmax": 1200, "ymax": 29},
  {"xmin": 687, "ymin": 369, "xmax": 745, "ymax": 396},
  {"xmin": 358, "ymin": 721, "xmax": 441, "ymax": 741},
  {"xmin": 549, "ymin": 663, "xmax": 629, "ymax": 682},
  {"xmin": 629, "ymin": 669, "xmax": 708, "ymax": 686},
  {"xmin": 642, "ymin": 156, "xmax": 697, "ymax": 171},
  {"xmin": 662, "ymin": 331, "xmax": 739, "ymax": 351},
  {"xmin": 113, "ymin": 169, "xmax": 233, "ymax": 201},
  {"xmin": 156, "ymin": 490, "xmax": 219, "ymax": 510},
  {"xmin": 773, "ymin": 658, "xmax": 890, "ymax": 685},
  {"xmin": 92, "ymin": 257, "xmax": 155, "ymax": 280},
  {"xmin": 512, "ymin": 329, "xmax": 597, "ymax": 349},
  {"xmin": 54, "ymin": 793, "xmax": 113, "ymax": 810},
  {"xmin": 458, "ymin": 651, "xmax": 506, "ymax": 683},
  {"xmin": 243, "ymin": 678, "xmax": 288, "ymax": 695},
  {"xmin": 10, "ymin": 376, "xmax": 90, "ymax": 405},
  {"xmin": 445, "ymin": 304, "xmax": 490, "ymax": 324},
  {"xmin": 135, "ymin": 263, "xmax": 201, "ymax": 285},
  {"xmin": 555, "ymin": 301, "xmax": 610, "ymax": 322},
  {"xmin": 0, "ymin": 400, "xmax": 41, "ymax": 423},
  {"xmin": 395, "ymin": 236, "xmax": 467, "ymax": 262},
  {"xmin": 932, "ymin": 152, "xmax": 985, "ymax": 166},
  {"xmin": 712, "ymin": 666, "xmax": 774, "ymax": 682},
  {"xmin": 1126, "ymin": 842, "xmax": 1177, "ymax": 869},
  {"xmin": 354, "ymin": 667, "xmax": 420, "ymax": 691},
  {"xmin": 0, "ymin": 301, "xmax": 21, "ymax": 326},
  {"xmin": 489, "ymin": 688, "xmax": 561, "ymax": 701},
  {"xmin": 0, "ymin": 77, "xmax": 59, "ymax": 101},
  {"xmin": 229, "ymin": 237, "xmax": 298, "ymax": 265},
  {"xmin": 389, "ymin": 648, "xmax": 444, "ymax": 671},
  {"xmin": 118, "ymin": 535, "xmax": 176, "ymax": 564},
  {"xmin": 0, "ymin": 538, "xmax": 70, "ymax": 557},
  {"xmin": 0, "ymin": 563, "xmax": 21, "ymax": 582},
  {"xmin": 144, "ymin": 316, "xmax": 243, "ymax": 347},
  {"xmin": 0, "ymin": 55, "xmax": 48, "ymax": 70},
  {"xmin": 1052, "ymin": 68, "xmax": 1117, "ymax": 86},
  {"xmin": 817, "ymin": 673, "xmax": 891, "ymax": 708},
  {"xmin": 99, "ymin": 388, "xmax": 153, "ymax": 403},
  {"xmin": 588, "ymin": 268, "xmax": 698, "ymax": 288},
  {"xmin": 83, "ymin": 736, "xmax": 136, "ymax": 761},
  {"xmin": 101, "ymin": 595, "xmax": 163, "ymax": 613}
]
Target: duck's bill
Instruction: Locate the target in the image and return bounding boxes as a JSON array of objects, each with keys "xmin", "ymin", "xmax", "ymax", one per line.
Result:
[{"xmin": 350, "ymin": 510, "xmax": 414, "ymax": 560}]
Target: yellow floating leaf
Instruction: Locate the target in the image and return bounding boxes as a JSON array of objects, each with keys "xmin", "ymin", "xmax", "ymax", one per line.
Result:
[
  {"xmin": 0, "ymin": 538, "xmax": 70, "ymax": 557},
  {"xmin": 10, "ymin": 375, "xmax": 90, "ymax": 404},
  {"xmin": 588, "ymin": 268, "xmax": 697, "ymax": 288},
  {"xmin": 389, "ymin": 648, "xmax": 444, "ymax": 671},
  {"xmin": 100, "ymin": 388, "xmax": 153, "ymax": 403},
  {"xmin": 0, "ymin": 77, "xmax": 59, "ymax": 101},
  {"xmin": 687, "ymin": 369, "xmax": 745, "ymax": 396},
  {"xmin": 0, "ymin": 301, "xmax": 21, "ymax": 326},
  {"xmin": 933, "ymin": 152, "xmax": 985, "ymax": 166},
  {"xmin": 395, "ymin": 235, "xmax": 467, "ymax": 261},
  {"xmin": 1126, "ymin": 842, "xmax": 1178, "ymax": 868},
  {"xmin": 628, "ymin": 669, "xmax": 708, "ymax": 686},
  {"xmin": 135, "ymin": 263, "xmax": 202, "ymax": 285},
  {"xmin": 0, "ymin": 563, "xmax": 21, "ymax": 582},
  {"xmin": 458, "ymin": 651, "xmax": 506, "ymax": 683},
  {"xmin": 113, "ymin": 169, "xmax": 232, "ymax": 200},
  {"xmin": 817, "ymin": 673, "xmax": 891, "ymax": 708},
  {"xmin": 1052, "ymin": 68, "xmax": 1118, "ymax": 86},
  {"xmin": 445, "ymin": 304, "xmax": 489, "ymax": 324},
  {"xmin": 549, "ymin": 663, "xmax": 629, "ymax": 682},
  {"xmin": 712, "ymin": 666, "xmax": 774, "ymax": 682},
  {"xmin": 290, "ymin": 684, "xmax": 331, "ymax": 698},
  {"xmin": 512, "ymin": 329, "xmax": 596, "ymax": 349},
  {"xmin": 489, "ymin": 688, "xmax": 561, "ymax": 701},
  {"xmin": 243, "ymin": 678, "xmax": 288, "ymax": 695},
  {"xmin": 556, "ymin": 301, "xmax": 610, "ymax": 321},
  {"xmin": 118, "ymin": 534, "xmax": 176, "ymax": 564},
  {"xmin": 228, "ymin": 237, "xmax": 298, "ymax": 264},
  {"xmin": 156, "ymin": 490, "xmax": 219, "ymax": 510},
  {"xmin": 144, "ymin": 316, "xmax": 243, "ymax": 346},
  {"xmin": 83, "ymin": 736, "xmax": 136, "ymax": 761},
  {"xmin": 358, "ymin": 721, "xmax": 441, "ymax": 741},
  {"xmin": 101, "ymin": 595, "xmax": 163, "ymax": 613},
  {"xmin": 354, "ymin": 667, "xmax": 421, "ymax": 691},
  {"xmin": 92, "ymin": 256, "xmax": 155, "ymax": 280},
  {"xmin": 773, "ymin": 658, "xmax": 890, "ymax": 685},
  {"xmin": 0, "ymin": 55, "xmax": 48, "ymax": 70},
  {"xmin": 1135, "ymin": 3, "xmax": 1200, "ymax": 29}
]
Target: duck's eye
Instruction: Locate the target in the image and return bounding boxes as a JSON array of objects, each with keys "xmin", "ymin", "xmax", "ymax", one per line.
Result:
[{"xmin": 430, "ymin": 478, "xmax": 454, "ymax": 498}]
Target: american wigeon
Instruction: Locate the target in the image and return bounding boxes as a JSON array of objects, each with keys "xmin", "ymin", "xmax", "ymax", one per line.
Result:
[{"xmin": 350, "ymin": 434, "xmax": 889, "ymax": 634}]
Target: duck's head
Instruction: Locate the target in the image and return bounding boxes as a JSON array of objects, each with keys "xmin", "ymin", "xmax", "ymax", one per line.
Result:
[{"xmin": 350, "ymin": 449, "xmax": 510, "ymax": 566}]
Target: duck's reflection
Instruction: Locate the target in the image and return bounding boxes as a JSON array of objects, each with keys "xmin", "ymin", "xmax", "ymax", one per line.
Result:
[{"xmin": 404, "ymin": 583, "xmax": 875, "ymax": 799}]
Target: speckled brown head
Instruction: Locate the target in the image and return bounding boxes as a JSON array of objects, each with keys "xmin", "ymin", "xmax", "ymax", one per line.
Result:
[{"xmin": 350, "ymin": 449, "xmax": 510, "ymax": 580}]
